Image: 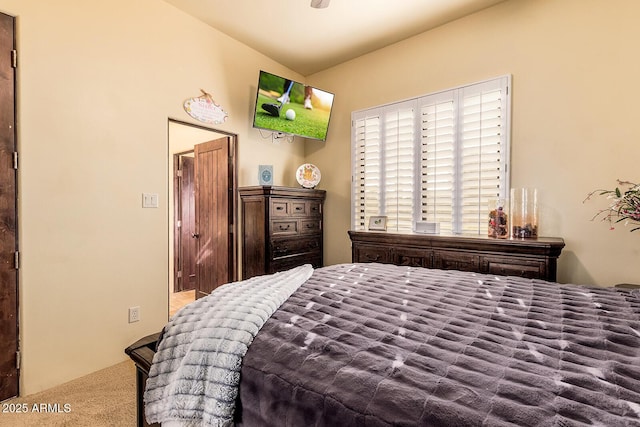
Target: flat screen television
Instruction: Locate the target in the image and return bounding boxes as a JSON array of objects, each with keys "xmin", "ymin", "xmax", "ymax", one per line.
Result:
[{"xmin": 252, "ymin": 70, "xmax": 334, "ymax": 141}]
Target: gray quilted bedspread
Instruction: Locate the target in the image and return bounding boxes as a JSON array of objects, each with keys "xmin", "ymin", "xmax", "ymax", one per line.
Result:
[
  {"xmin": 237, "ymin": 263, "xmax": 640, "ymax": 426},
  {"xmin": 144, "ymin": 264, "xmax": 314, "ymax": 426}
]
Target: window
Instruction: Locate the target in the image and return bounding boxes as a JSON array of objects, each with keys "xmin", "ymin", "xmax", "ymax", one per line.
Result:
[{"xmin": 352, "ymin": 76, "xmax": 511, "ymax": 234}]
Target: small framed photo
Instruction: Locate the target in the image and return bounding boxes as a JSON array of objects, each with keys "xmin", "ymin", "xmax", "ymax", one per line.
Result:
[
  {"xmin": 258, "ymin": 165, "xmax": 273, "ymax": 185},
  {"xmin": 368, "ymin": 216, "xmax": 388, "ymax": 231}
]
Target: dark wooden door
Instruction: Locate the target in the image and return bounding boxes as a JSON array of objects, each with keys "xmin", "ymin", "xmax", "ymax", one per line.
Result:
[
  {"xmin": 0, "ymin": 12, "xmax": 18, "ymax": 401},
  {"xmin": 194, "ymin": 137, "xmax": 233, "ymax": 298},
  {"xmin": 177, "ymin": 155, "xmax": 196, "ymax": 291}
]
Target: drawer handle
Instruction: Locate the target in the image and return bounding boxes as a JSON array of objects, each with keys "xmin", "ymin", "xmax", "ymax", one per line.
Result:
[
  {"xmin": 279, "ymin": 224, "xmax": 291, "ymax": 230},
  {"xmin": 276, "ymin": 206, "xmax": 284, "ymax": 211},
  {"xmin": 295, "ymin": 206, "xmax": 304, "ymax": 211},
  {"xmin": 499, "ymin": 267, "xmax": 527, "ymax": 277},
  {"xmin": 366, "ymin": 254, "xmax": 380, "ymax": 262}
]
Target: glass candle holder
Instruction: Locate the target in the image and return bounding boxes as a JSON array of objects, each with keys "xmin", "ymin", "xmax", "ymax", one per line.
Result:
[
  {"xmin": 488, "ymin": 198, "xmax": 509, "ymax": 238},
  {"xmin": 510, "ymin": 188, "xmax": 538, "ymax": 239}
]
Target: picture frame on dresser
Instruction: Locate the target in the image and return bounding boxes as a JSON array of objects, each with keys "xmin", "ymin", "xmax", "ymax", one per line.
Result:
[
  {"xmin": 368, "ymin": 216, "xmax": 387, "ymax": 231},
  {"xmin": 258, "ymin": 165, "xmax": 273, "ymax": 185}
]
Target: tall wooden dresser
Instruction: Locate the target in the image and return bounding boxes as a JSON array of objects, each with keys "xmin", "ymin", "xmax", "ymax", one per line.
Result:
[{"xmin": 239, "ymin": 186, "xmax": 325, "ymax": 279}]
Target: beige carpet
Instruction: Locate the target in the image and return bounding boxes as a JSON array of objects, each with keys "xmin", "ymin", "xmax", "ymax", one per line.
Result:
[{"xmin": 0, "ymin": 360, "xmax": 136, "ymax": 426}]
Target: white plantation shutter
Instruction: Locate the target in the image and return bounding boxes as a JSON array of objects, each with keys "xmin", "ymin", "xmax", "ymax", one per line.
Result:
[
  {"xmin": 352, "ymin": 76, "xmax": 510, "ymax": 234},
  {"xmin": 352, "ymin": 101, "xmax": 416, "ymax": 232},
  {"xmin": 352, "ymin": 115, "xmax": 381, "ymax": 230},
  {"xmin": 420, "ymin": 94, "xmax": 456, "ymax": 234},
  {"xmin": 459, "ymin": 79, "xmax": 508, "ymax": 234},
  {"xmin": 384, "ymin": 105, "xmax": 415, "ymax": 231}
]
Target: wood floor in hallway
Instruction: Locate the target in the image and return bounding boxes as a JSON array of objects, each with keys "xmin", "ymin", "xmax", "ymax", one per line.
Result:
[{"xmin": 169, "ymin": 289, "xmax": 195, "ymax": 317}]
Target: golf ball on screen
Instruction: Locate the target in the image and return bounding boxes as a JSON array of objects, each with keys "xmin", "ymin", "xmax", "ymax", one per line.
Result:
[{"xmin": 285, "ymin": 109, "xmax": 296, "ymax": 120}]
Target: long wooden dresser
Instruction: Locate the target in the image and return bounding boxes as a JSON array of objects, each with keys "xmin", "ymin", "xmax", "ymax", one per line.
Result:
[
  {"xmin": 348, "ymin": 231, "xmax": 565, "ymax": 282},
  {"xmin": 240, "ymin": 186, "xmax": 325, "ymax": 279}
]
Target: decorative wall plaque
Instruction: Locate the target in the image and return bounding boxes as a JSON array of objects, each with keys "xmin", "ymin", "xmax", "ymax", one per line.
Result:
[{"xmin": 183, "ymin": 89, "xmax": 229, "ymax": 125}]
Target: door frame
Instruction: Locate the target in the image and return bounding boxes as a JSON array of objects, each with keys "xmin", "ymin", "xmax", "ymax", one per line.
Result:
[
  {"xmin": 0, "ymin": 11, "xmax": 18, "ymax": 401},
  {"xmin": 168, "ymin": 119, "xmax": 238, "ymax": 301}
]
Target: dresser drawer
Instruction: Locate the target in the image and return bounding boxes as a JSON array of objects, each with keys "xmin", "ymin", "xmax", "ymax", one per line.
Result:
[
  {"xmin": 483, "ymin": 257, "xmax": 545, "ymax": 279},
  {"xmin": 269, "ymin": 253, "xmax": 323, "ymax": 273},
  {"xmin": 271, "ymin": 200, "xmax": 290, "ymax": 217},
  {"xmin": 308, "ymin": 201, "xmax": 322, "ymax": 217},
  {"xmin": 291, "ymin": 202, "xmax": 307, "ymax": 215},
  {"xmin": 393, "ymin": 247, "xmax": 433, "ymax": 268},
  {"xmin": 271, "ymin": 199, "xmax": 323, "ymax": 218},
  {"xmin": 433, "ymin": 251, "xmax": 480, "ymax": 272},
  {"xmin": 271, "ymin": 219, "xmax": 321, "ymax": 236},
  {"xmin": 300, "ymin": 219, "xmax": 322, "ymax": 234},
  {"xmin": 271, "ymin": 220, "xmax": 298, "ymax": 235},
  {"xmin": 353, "ymin": 244, "xmax": 391, "ymax": 264},
  {"xmin": 271, "ymin": 237, "xmax": 321, "ymax": 259}
]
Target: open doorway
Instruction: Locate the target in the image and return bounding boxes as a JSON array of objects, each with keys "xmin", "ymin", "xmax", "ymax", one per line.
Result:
[
  {"xmin": 168, "ymin": 119, "xmax": 238, "ymax": 317},
  {"xmin": 174, "ymin": 151, "xmax": 196, "ymax": 293}
]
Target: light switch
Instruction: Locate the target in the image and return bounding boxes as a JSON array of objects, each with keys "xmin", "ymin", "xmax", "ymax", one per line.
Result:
[{"xmin": 142, "ymin": 193, "xmax": 159, "ymax": 208}]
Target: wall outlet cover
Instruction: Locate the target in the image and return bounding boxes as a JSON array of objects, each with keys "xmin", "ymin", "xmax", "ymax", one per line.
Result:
[{"xmin": 128, "ymin": 306, "xmax": 140, "ymax": 323}]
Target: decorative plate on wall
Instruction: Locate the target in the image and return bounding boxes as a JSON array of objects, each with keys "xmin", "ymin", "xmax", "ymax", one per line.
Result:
[{"xmin": 296, "ymin": 163, "xmax": 321, "ymax": 189}]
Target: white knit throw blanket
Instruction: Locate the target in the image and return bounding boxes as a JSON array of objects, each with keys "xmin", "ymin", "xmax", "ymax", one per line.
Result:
[{"xmin": 144, "ymin": 264, "xmax": 314, "ymax": 426}]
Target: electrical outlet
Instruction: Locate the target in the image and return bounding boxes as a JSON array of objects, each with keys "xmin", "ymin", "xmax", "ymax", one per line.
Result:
[{"xmin": 128, "ymin": 306, "xmax": 140, "ymax": 323}]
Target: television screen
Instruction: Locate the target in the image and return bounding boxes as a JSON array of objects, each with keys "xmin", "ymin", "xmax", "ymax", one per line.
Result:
[{"xmin": 252, "ymin": 70, "xmax": 334, "ymax": 141}]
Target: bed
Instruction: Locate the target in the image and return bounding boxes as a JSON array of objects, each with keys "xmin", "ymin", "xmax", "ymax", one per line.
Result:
[{"xmin": 127, "ymin": 262, "xmax": 640, "ymax": 426}]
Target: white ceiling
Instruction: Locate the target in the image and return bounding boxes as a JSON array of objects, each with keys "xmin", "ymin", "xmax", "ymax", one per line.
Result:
[{"xmin": 162, "ymin": 0, "xmax": 506, "ymax": 76}]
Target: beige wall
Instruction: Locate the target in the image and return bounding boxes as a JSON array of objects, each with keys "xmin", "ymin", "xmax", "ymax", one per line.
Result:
[
  {"xmin": 306, "ymin": 0, "xmax": 640, "ymax": 287},
  {"xmin": 2, "ymin": 0, "xmax": 305, "ymax": 394}
]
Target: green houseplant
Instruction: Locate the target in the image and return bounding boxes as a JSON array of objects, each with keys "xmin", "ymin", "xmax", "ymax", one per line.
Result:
[{"xmin": 584, "ymin": 180, "xmax": 640, "ymax": 232}]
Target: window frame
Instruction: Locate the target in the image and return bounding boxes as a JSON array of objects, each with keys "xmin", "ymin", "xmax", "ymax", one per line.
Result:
[{"xmin": 351, "ymin": 75, "xmax": 511, "ymax": 235}]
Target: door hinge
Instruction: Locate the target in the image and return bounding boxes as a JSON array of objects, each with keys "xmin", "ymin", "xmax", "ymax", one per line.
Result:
[
  {"xmin": 14, "ymin": 251, "xmax": 19, "ymax": 269},
  {"xmin": 177, "ymin": 270, "xmax": 182, "ymax": 278},
  {"xmin": 16, "ymin": 350, "xmax": 21, "ymax": 370},
  {"xmin": 13, "ymin": 152, "xmax": 18, "ymax": 170},
  {"xmin": 176, "ymin": 220, "xmax": 181, "ymax": 228},
  {"xmin": 11, "ymin": 50, "xmax": 17, "ymax": 68},
  {"xmin": 176, "ymin": 169, "xmax": 182, "ymax": 178}
]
